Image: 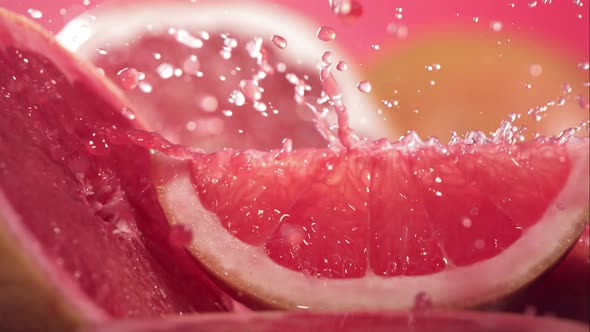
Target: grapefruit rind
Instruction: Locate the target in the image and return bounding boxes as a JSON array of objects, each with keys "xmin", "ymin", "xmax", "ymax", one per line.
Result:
[{"xmin": 153, "ymin": 138, "xmax": 589, "ymax": 311}]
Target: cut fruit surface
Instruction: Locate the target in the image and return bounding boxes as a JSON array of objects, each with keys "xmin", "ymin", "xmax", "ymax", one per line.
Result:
[
  {"xmin": 82, "ymin": 310, "xmax": 589, "ymax": 332},
  {"xmin": 0, "ymin": 8, "xmax": 228, "ymax": 331},
  {"xmin": 154, "ymin": 136, "xmax": 589, "ymax": 310},
  {"xmin": 57, "ymin": 0, "xmax": 390, "ymax": 152}
]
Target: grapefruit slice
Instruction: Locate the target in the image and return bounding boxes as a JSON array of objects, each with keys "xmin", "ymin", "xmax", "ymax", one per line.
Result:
[
  {"xmin": 153, "ymin": 135, "xmax": 589, "ymax": 311},
  {"xmin": 57, "ymin": 0, "xmax": 391, "ymax": 152},
  {"xmin": 0, "ymin": 8, "xmax": 228, "ymax": 331},
  {"xmin": 82, "ymin": 310, "xmax": 589, "ymax": 332}
]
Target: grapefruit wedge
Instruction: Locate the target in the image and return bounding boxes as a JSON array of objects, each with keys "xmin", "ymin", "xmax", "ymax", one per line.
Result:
[
  {"xmin": 0, "ymin": 8, "xmax": 229, "ymax": 332},
  {"xmin": 153, "ymin": 135, "xmax": 589, "ymax": 311}
]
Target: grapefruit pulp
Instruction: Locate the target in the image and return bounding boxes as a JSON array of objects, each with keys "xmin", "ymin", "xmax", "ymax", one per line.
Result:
[
  {"xmin": 154, "ymin": 134, "xmax": 589, "ymax": 310},
  {"xmin": 0, "ymin": 8, "xmax": 229, "ymax": 332}
]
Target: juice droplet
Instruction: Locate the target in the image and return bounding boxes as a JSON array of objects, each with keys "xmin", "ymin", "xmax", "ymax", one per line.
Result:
[
  {"xmin": 386, "ymin": 22, "xmax": 409, "ymax": 39},
  {"xmin": 357, "ymin": 80, "xmax": 372, "ymax": 93},
  {"xmin": 121, "ymin": 107, "xmax": 136, "ymax": 120},
  {"xmin": 116, "ymin": 67, "xmax": 139, "ymax": 90},
  {"xmin": 157, "ymin": 63, "xmax": 174, "ymax": 79},
  {"xmin": 182, "ymin": 55, "xmax": 200, "ymax": 75},
  {"xmin": 336, "ymin": 61, "xmax": 348, "ymax": 71},
  {"xmin": 319, "ymin": 51, "xmax": 358, "ymax": 149},
  {"xmin": 412, "ymin": 291, "xmax": 433, "ymax": 312},
  {"xmin": 281, "ymin": 138, "xmax": 293, "ymax": 153},
  {"xmin": 27, "ymin": 9, "xmax": 43, "ymax": 19},
  {"xmin": 169, "ymin": 224, "xmax": 193, "ymax": 248},
  {"xmin": 328, "ymin": 0, "xmax": 363, "ymax": 19},
  {"xmin": 317, "ymin": 26, "xmax": 337, "ymax": 42},
  {"xmin": 577, "ymin": 95, "xmax": 589, "ymax": 109},
  {"xmin": 271, "ymin": 35, "xmax": 288, "ymax": 49},
  {"xmin": 240, "ymin": 80, "xmax": 263, "ymax": 101}
]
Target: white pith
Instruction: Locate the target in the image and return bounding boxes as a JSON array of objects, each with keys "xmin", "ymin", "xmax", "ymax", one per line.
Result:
[
  {"xmin": 155, "ymin": 139, "xmax": 589, "ymax": 311},
  {"xmin": 56, "ymin": 0, "xmax": 391, "ymax": 141}
]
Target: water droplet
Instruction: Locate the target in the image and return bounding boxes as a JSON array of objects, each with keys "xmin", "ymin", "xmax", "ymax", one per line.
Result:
[
  {"xmin": 138, "ymin": 81, "xmax": 153, "ymax": 93},
  {"xmin": 317, "ymin": 26, "xmax": 337, "ymax": 41},
  {"xmin": 182, "ymin": 55, "xmax": 200, "ymax": 75},
  {"xmin": 579, "ymin": 62, "xmax": 590, "ymax": 71},
  {"xmin": 524, "ymin": 82, "xmax": 532, "ymax": 89},
  {"xmin": 27, "ymin": 8, "xmax": 43, "ymax": 19},
  {"xmin": 329, "ymin": 0, "xmax": 363, "ymax": 19},
  {"xmin": 336, "ymin": 61, "xmax": 348, "ymax": 71},
  {"xmin": 240, "ymin": 80, "xmax": 263, "ymax": 101},
  {"xmin": 321, "ymin": 51, "xmax": 333, "ymax": 65},
  {"xmin": 96, "ymin": 48, "xmax": 108, "ymax": 55},
  {"xmin": 169, "ymin": 224, "xmax": 193, "ymax": 248},
  {"xmin": 413, "ymin": 292, "xmax": 433, "ymax": 312},
  {"xmin": 116, "ymin": 67, "xmax": 139, "ymax": 90},
  {"xmin": 229, "ymin": 90, "xmax": 246, "ymax": 106},
  {"xmin": 386, "ymin": 22, "xmax": 408, "ymax": 39},
  {"xmin": 528, "ymin": 1, "xmax": 538, "ymax": 8},
  {"xmin": 371, "ymin": 44, "xmax": 381, "ymax": 50},
  {"xmin": 461, "ymin": 217, "xmax": 472, "ymax": 228},
  {"xmin": 577, "ymin": 95, "xmax": 589, "ymax": 109},
  {"xmin": 271, "ymin": 35, "xmax": 288, "ymax": 49},
  {"xmin": 357, "ymin": 81, "xmax": 372, "ymax": 93},
  {"xmin": 529, "ymin": 64, "xmax": 543, "ymax": 77},
  {"xmin": 175, "ymin": 29, "xmax": 203, "ymax": 48},
  {"xmin": 121, "ymin": 107, "xmax": 136, "ymax": 120},
  {"xmin": 157, "ymin": 63, "xmax": 174, "ymax": 79},
  {"xmin": 197, "ymin": 95, "xmax": 218, "ymax": 112},
  {"xmin": 563, "ymin": 83, "xmax": 573, "ymax": 93},
  {"xmin": 282, "ymin": 138, "xmax": 293, "ymax": 153},
  {"xmin": 490, "ymin": 21, "xmax": 503, "ymax": 32}
]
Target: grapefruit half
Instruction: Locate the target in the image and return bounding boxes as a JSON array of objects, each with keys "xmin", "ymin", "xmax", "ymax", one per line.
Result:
[{"xmin": 57, "ymin": 0, "xmax": 391, "ymax": 152}]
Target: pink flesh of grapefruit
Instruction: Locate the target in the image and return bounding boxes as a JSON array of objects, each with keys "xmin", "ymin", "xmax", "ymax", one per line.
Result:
[{"xmin": 0, "ymin": 8, "xmax": 230, "ymax": 331}]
